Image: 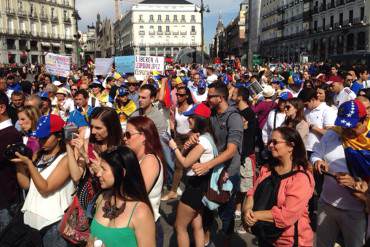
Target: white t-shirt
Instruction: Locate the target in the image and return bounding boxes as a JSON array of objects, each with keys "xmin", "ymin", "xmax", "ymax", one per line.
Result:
[
  {"xmin": 334, "ymin": 87, "xmax": 356, "ymax": 107},
  {"xmin": 175, "ymin": 105, "xmax": 192, "ymax": 135},
  {"xmin": 262, "ymin": 110, "xmax": 286, "ymax": 145},
  {"xmin": 304, "ymin": 102, "xmax": 337, "ymax": 151},
  {"xmin": 311, "ymin": 130, "xmax": 364, "ymax": 212},
  {"xmin": 187, "ymin": 134, "xmax": 215, "ymax": 176}
]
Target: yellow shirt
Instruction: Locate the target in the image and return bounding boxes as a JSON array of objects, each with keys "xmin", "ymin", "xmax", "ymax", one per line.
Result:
[{"xmin": 115, "ymin": 100, "xmax": 137, "ymax": 123}]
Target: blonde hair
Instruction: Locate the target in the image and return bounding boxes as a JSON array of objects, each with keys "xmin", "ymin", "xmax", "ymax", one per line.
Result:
[{"xmin": 18, "ymin": 105, "xmax": 41, "ymax": 131}]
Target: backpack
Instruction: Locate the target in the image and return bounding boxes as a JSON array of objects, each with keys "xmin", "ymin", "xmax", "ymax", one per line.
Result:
[{"xmin": 251, "ymin": 169, "xmax": 309, "ymax": 246}]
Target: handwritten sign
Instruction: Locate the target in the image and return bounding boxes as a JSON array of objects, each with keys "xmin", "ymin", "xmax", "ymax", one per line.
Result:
[
  {"xmin": 134, "ymin": 56, "xmax": 164, "ymax": 80},
  {"xmin": 95, "ymin": 58, "xmax": 114, "ymax": 76},
  {"xmin": 45, "ymin": 53, "xmax": 71, "ymax": 78},
  {"xmin": 115, "ymin": 56, "xmax": 135, "ymax": 75}
]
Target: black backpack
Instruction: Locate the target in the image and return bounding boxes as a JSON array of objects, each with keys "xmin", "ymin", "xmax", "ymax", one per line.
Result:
[{"xmin": 251, "ymin": 168, "xmax": 309, "ymax": 246}]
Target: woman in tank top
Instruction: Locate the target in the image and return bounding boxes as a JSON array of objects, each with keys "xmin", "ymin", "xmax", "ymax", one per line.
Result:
[
  {"xmin": 88, "ymin": 146, "xmax": 155, "ymax": 247},
  {"xmin": 124, "ymin": 116, "xmax": 166, "ymax": 247},
  {"xmin": 12, "ymin": 114, "xmax": 74, "ymax": 247},
  {"xmin": 169, "ymin": 103, "xmax": 216, "ymax": 247},
  {"xmin": 162, "ymin": 86, "xmax": 193, "ymax": 201}
]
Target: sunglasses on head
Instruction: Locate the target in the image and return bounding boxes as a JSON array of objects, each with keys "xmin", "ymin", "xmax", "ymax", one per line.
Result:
[{"xmin": 124, "ymin": 131, "xmax": 141, "ymax": 139}]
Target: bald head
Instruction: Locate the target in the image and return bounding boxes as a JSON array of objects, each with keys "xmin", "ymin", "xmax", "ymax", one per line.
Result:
[{"xmin": 357, "ymin": 96, "xmax": 370, "ymax": 118}]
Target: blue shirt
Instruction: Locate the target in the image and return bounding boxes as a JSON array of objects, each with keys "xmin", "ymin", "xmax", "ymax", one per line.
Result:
[{"xmin": 350, "ymin": 80, "xmax": 364, "ymax": 95}]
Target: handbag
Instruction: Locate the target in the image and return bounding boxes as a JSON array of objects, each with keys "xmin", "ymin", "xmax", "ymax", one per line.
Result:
[{"xmin": 59, "ymin": 171, "xmax": 100, "ymax": 245}]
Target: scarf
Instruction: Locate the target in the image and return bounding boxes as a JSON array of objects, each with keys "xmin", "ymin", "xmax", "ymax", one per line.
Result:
[{"xmin": 333, "ymin": 120, "xmax": 370, "ymax": 178}]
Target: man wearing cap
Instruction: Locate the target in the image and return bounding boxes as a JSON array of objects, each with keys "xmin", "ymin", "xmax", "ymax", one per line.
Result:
[
  {"xmin": 114, "ymin": 87, "xmax": 137, "ymax": 130},
  {"xmin": 0, "ymin": 92, "xmax": 23, "ymax": 233},
  {"xmin": 311, "ymin": 100, "xmax": 368, "ymax": 247},
  {"xmin": 38, "ymin": 91, "xmax": 52, "ymax": 116},
  {"xmin": 327, "ymin": 75, "xmax": 356, "ymax": 107},
  {"xmin": 5, "ymin": 74, "xmax": 21, "ymax": 99},
  {"xmin": 192, "ymin": 79, "xmax": 208, "ymax": 103}
]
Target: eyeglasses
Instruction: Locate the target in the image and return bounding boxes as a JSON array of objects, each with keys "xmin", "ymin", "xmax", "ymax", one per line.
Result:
[
  {"xmin": 71, "ymin": 88, "xmax": 77, "ymax": 91},
  {"xmin": 268, "ymin": 139, "xmax": 287, "ymax": 146},
  {"xmin": 176, "ymin": 93, "xmax": 187, "ymax": 97},
  {"xmin": 285, "ymin": 105, "xmax": 291, "ymax": 110},
  {"xmin": 207, "ymin": 94, "xmax": 220, "ymax": 99},
  {"xmin": 124, "ymin": 131, "xmax": 142, "ymax": 139}
]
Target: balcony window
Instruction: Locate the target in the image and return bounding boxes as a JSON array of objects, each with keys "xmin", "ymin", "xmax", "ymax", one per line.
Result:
[
  {"xmin": 166, "ymin": 15, "xmax": 170, "ymax": 21},
  {"xmin": 158, "ymin": 26, "xmax": 162, "ymax": 32},
  {"xmin": 191, "ymin": 26, "xmax": 195, "ymax": 32},
  {"xmin": 349, "ymin": 10, "xmax": 353, "ymax": 24},
  {"xmin": 330, "ymin": 16, "xmax": 334, "ymax": 28},
  {"xmin": 357, "ymin": 32, "xmax": 366, "ymax": 50},
  {"xmin": 181, "ymin": 15, "xmax": 185, "ymax": 22},
  {"xmin": 150, "ymin": 15, "xmax": 154, "ymax": 21},
  {"xmin": 360, "ymin": 7, "xmax": 364, "ymax": 21},
  {"xmin": 174, "ymin": 15, "xmax": 178, "ymax": 22},
  {"xmin": 158, "ymin": 15, "xmax": 162, "ymax": 21},
  {"xmin": 139, "ymin": 15, "xmax": 143, "ymax": 21},
  {"xmin": 166, "ymin": 26, "xmax": 170, "ymax": 32},
  {"xmin": 339, "ymin": 13, "xmax": 343, "ymax": 26},
  {"xmin": 346, "ymin": 33, "xmax": 354, "ymax": 51}
]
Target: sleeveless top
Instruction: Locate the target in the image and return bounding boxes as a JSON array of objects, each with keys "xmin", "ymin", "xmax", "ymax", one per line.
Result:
[
  {"xmin": 90, "ymin": 202, "xmax": 139, "ymax": 247},
  {"xmin": 175, "ymin": 105, "xmax": 192, "ymax": 135},
  {"xmin": 139, "ymin": 154, "xmax": 163, "ymax": 222},
  {"xmin": 22, "ymin": 153, "xmax": 74, "ymax": 230}
]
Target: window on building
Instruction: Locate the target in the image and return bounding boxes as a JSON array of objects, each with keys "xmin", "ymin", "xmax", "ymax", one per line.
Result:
[
  {"xmin": 64, "ymin": 10, "xmax": 68, "ymax": 19},
  {"xmin": 158, "ymin": 15, "xmax": 162, "ymax": 21},
  {"xmin": 346, "ymin": 33, "xmax": 354, "ymax": 51},
  {"xmin": 140, "ymin": 25, "xmax": 144, "ymax": 29},
  {"xmin": 18, "ymin": 0, "xmax": 22, "ymax": 11},
  {"xmin": 166, "ymin": 15, "xmax": 170, "ymax": 21},
  {"xmin": 191, "ymin": 26, "xmax": 195, "ymax": 33},
  {"xmin": 150, "ymin": 25, "xmax": 154, "ymax": 29},
  {"xmin": 174, "ymin": 15, "xmax": 178, "ymax": 22},
  {"xmin": 166, "ymin": 26, "xmax": 170, "ymax": 32},
  {"xmin": 51, "ymin": 8, "xmax": 55, "ymax": 19},
  {"xmin": 360, "ymin": 7, "xmax": 365, "ymax": 21},
  {"xmin": 150, "ymin": 15, "xmax": 154, "ymax": 21},
  {"xmin": 339, "ymin": 13, "xmax": 343, "ymax": 26},
  {"xmin": 357, "ymin": 32, "xmax": 366, "ymax": 50},
  {"xmin": 181, "ymin": 15, "xmax": 185, "ymax": 22},
  {"xmin": 349, "ymin": 10, "xmax": 353, "ymax": 23},
  {"xmin": 314, "ymin": 20, "xmax": 318, "ymax": 31},
  {"xmin": 139, "ymin": 15, "xmax": 143, "ymax": 21},
  {"xmin": 191, "ymin": 15, "xmax": 195, "ymax": 22},
  {"xmin": 158, "ymin": 26, "xmax": 162, "ymax": 32},
  {"xmin": 330, "ymin": 15, "xmax": 334, "ymax": 28},
  {"xmin": 322, "ymin": 18, "xmax": 326, "ymax": 30}
]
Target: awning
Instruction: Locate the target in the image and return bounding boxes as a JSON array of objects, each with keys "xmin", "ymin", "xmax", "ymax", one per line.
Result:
[
  {"xmin": 41, "ymin": 42, "xmax": 50, "ymax": 47},
  {"xmin": 65, "ymin": 44, "xmax": 73, "ymax": 49},
  {"xmin": 52, "ymin": 43, "xmax": 60, "ymax": 47}
]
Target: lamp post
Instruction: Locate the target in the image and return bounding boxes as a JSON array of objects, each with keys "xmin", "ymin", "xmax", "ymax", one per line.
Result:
[
  {"xmin": 72, "ymin": 0, "xmax": 81, "ymax": 67},
  {"xmin": 199, "ymin": 0, "xmax": 209, "ymax": 65}
]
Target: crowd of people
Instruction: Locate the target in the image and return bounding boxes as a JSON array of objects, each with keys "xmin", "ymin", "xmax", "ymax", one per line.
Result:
[{"xmin": 0, "ymin": 61, "xmax": 369, "ymax": 247}]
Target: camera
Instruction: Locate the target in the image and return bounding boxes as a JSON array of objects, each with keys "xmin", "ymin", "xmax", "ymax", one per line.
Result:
[
  {"xmin": 4, "ymin": 143, "xmax": 33, "ymax": 160},
  {"xmin": 63, "ymin": 124, "xmax": 79, "ymax": 141}
]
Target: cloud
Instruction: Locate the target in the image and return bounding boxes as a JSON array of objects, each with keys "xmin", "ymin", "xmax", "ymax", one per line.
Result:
[{"xmin": 76, "ymin": 0, "xmax": 244, "ymax": 44}]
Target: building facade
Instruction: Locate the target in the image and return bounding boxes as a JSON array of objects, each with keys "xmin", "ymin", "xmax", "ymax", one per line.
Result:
[
  {"xmin": 259, "ymin": 0, "xmax": 370, "ymax": 64},
  {"xmin": 247, "ymin": 0, "xmax": 261, "ymax": 67},
  {"xmin": 114, "ymin": 0, "xmax": 202, "ymax": 59},
  {"xmin": 95, "ymin": 15, "xmax": 114, "ymax": 58},
  {"xmin": 0, "ymin": 0, "xmax": 78, "ymax": 64},
  {"xmin": 211, "ymin": 16, "xmax": 226, "ymax": 60},
  {"xmin": 80, "ymin": 24, "xmax": 96, "ymax": 61}
]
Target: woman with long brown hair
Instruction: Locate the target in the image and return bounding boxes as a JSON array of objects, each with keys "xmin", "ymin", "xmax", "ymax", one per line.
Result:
[
  {"xmin": 283, "ymin": 98, "xmax": 309, "ymax": 146},
  {"xmin": 124, "ymin": 116, "xmax": 166, "ymax": 247}
]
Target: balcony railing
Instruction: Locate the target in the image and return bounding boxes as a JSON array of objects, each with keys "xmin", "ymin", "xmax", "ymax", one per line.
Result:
[
  {"xmin": 64, "ymin": 17, "xmax": 71, "ymax": 24},
  {"xmin": 139, "ymin": 31, "xmax": 145, "ymax": 35},
  {"xmin": 29, "ymin": 12, "xmax": 38, "ymax": 19},
  {"xmin": 51, "ymin": 16, "xmax": 59, "ymax": 23},
  {"xmin": 5, "ymin": 8, "xmax": 16, "ymax": 15},
  {"xmin": 190, "ymin": 31, "xmax": 196, "ymax": 35},
  {"xmin": 40, "ymin": 14, "xmax": 49, "ymax": 21},
  {"xmin": 165, "ymin": 31, "xmax": 171, "ymax": 35},
  {"xmin": 18, "ymin": 10, "xmax": 28, "ymax": 18}
]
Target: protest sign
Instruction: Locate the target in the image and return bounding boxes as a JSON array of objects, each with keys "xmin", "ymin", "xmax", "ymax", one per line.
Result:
[
  {"xmin": 134, "ymin": 56, "xmax": 165, "ymax": 80},
  {"xmin": 95, "ymin": 58, "xmax": 114, "ymax": 76},
  {"xmin": 115, "ymin": 56, "xmax": 135, "ymax": 75},
  {"xmin": 45, "ymin": 53, "xmax": 71, "ymax": 77}
]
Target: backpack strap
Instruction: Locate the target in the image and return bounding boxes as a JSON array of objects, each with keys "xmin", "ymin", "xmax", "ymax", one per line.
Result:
[
  {"xmin": 273, "ymin": 109, "xmax": 278, "ymax": 129},
  {"xmin": 293, "ymin": 221, "xmax": 299, "ymax": 247}
]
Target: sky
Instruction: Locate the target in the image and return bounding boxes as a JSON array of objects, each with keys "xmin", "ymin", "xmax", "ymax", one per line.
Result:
[{"xmin": 76, "ymin": 0, "xmax": 244, "ymax": 47}]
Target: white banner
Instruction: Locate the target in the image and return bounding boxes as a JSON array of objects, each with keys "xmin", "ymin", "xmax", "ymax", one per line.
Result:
[
  {"xmin": 94, "ymin": 58, "xmax": 114, "ymax": 76},
  {"xmin": 45, "ymin": 53, "xmax": 71, "ymax": 77},
  {"xmin": 134, "ymin": 56, "xmax": 165, "ymax": 80}
]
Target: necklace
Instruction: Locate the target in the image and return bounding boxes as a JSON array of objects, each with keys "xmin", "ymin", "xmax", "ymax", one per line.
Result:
[{"xmin": 102, "ymin": 199, "xmax": 126, "ymax": 220}]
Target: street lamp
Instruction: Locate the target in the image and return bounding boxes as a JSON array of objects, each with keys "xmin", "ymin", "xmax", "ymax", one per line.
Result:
[
  {"xmin": 199, "ymin": 0, "xmax": 210, "ymax": 65},
  {"xmin": 72, "ymin": 0, "xmax": 81, "ymax": 66}
]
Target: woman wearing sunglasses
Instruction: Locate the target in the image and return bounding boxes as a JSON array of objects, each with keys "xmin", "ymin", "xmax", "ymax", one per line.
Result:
[
  {"xmin": 124, "ymin": 116, "xmax": 165, "ymax": 247},
  {"xmin": 283, "ymin": 98, "xmax": 309, "ymax": 147},
  {"xmin": 243, "ymin": 127, "xmax": 314, "ymax": 247},
  {"xmin": 162, "ymin": 86, "xmax": 194, "ymax": 201},
  {"xmin": 168, "ymin": 103, "xmax": 216, "ymax": 247}
]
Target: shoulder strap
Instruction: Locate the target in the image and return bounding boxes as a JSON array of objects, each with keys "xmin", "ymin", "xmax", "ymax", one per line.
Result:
[
  {"xmin": 293, "ymin": 221, "xmax": 299, "ymax": 246},
  {"xmin": 145, "ymin": 154, "xmax": 162, "ymax": 194},
  {"xmin": 273, "ymin": 109, "xmax": 278, "ymax": 129},
  {"xmin": 127, "ymin": 202, "xmax": 139, "ymax": 227}
]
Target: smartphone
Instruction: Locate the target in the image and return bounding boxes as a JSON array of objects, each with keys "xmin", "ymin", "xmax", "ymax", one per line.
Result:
[{"xmin": 88, "ymin": 144, "xmax": 96, "ymax": 160}]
